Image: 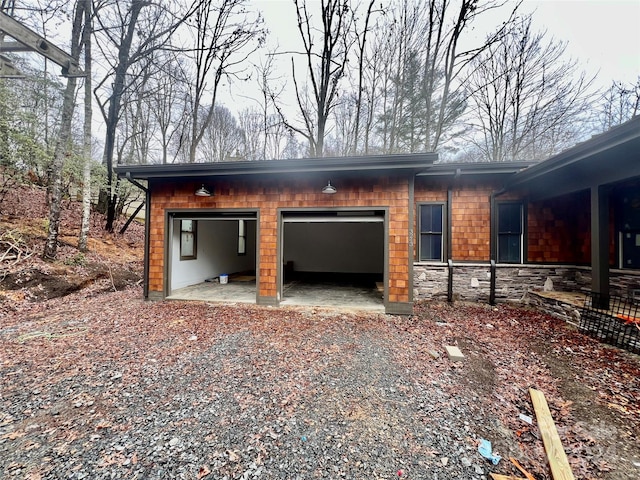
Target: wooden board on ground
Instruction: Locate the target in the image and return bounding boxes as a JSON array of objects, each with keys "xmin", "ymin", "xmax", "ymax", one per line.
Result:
[
  {"xmin": 529, "ymin": 388, "xmax": 576, "ymax": 480},
  {"xmin": 230, "ymin": 275, "xmax": 256, "ymax": 282},
  {"xmin": 490, "ymin": 474, "xmax": 527, "ymax": 480}
]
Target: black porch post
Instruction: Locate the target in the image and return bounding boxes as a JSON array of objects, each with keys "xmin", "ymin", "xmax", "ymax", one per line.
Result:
[{"xmin": 591, "ymin": 185, "xmax": 610, "ymax": 308}]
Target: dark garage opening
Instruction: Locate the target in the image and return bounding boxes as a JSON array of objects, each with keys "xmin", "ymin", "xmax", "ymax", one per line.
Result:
[{"xmin": 280, "ymin": 211, "xmax": 385, "ymax": 310}]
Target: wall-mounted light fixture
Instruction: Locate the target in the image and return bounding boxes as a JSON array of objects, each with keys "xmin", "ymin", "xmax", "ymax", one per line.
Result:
[
  {"xmin": 322, "ymin": 181, "xmax": 337, "ymax": 194},
  {"xmin": 195, "ymin": 184, "xmax": 212, "ymax": 197}
]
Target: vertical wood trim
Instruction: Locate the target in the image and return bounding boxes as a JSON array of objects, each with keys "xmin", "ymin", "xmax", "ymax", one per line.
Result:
[
  {"xmin": 591, "ymin": 185, "xmax": 610, "ymax": 303},
  {"xmin": 408, "ymin": 175, "xmax": 415, "ymax": 302},
  {"xmin": 490, "ymin": 192, "xmax": 497, "ymax": 261},
  {"xmin": 143, "ymin": 187, "xmax": 150, "ymax": 299},
  {"xmin": 447, "ymin": 186, "xmax": 453, "ymax": 260}
]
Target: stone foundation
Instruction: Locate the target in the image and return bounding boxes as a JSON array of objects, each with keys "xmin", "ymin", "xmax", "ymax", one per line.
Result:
[
  {"xmin": 524, "ymin": 291, "xmax": 584, "ymax": 324},
  {"xmin": 413, "ymin": 263, "xmax": 640, "ymax": 305}
]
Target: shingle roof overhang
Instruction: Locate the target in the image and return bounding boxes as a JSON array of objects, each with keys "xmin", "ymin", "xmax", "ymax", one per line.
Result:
[
  {"xmin": 502, "ymin": 116, "xmax": 640, "ymax": 201},
  {"xmin": 115, "ymin": 153, "xmax": 439, "ymax": 181}
]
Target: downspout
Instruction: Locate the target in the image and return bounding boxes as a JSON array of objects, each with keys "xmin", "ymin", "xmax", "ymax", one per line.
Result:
[{"xmin": 125, "ymin": 172, "xmax": 150, "ymax": 299}]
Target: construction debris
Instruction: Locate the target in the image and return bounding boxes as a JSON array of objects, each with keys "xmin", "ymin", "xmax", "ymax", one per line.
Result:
[
  {"xmin": 529, "ymin": 388, "xmax": 576, "ymax": 480},
  {"xmin": 445, "ymin": 345, "xmax": 464, "ymax": 361}
]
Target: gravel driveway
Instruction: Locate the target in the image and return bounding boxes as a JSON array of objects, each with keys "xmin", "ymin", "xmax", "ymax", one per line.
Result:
[{"xmin": 2, "ymin": 288, "xmax": 639, "ymax": 479}]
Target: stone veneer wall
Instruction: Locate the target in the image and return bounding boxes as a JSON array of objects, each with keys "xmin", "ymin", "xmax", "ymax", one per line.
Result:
[
  {"xmin": 413, "ymin": 263, "xmax": 640, "ymax": 303},
  {"xmin": 525, "ymin": 293, "xmax": 583, "ymax": 324}
]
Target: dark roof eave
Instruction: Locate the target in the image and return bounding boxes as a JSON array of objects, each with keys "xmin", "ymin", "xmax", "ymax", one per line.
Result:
[
  {"xmin": 505, "ymin": 116, "xmax": 640, "ymax": 190},
  {"xmin": 417, "ymin": 161, "xmax": 535, "ymax": 178},
  {"xmin": 115, "ymin": 152, "xmax": 439, "ymax": 180}
]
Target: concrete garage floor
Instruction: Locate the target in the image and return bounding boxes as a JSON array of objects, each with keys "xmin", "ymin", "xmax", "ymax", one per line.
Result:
[
  {"xmin": 167, "ymin": 277, "xmax": 257, "ymax": 304},
  {"xmin": 167, "ymin": 272, "xmax": 384, "ymax": 312}
]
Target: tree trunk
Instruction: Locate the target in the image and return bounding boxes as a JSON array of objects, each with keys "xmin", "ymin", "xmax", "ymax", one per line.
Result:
[
  {"xmin": 352, "ymin": 0, "xmax": 375, "ymax": 155},
  {"xmin": 78, "ymin": 0, "xmax": 92, "ymax": 252},
  {"xmin": 43, "ymin": 2, "xmax": 83, "ymax": 259},
  {"xmin": 102, "ymin": 0, "xmax": 145, "ymax": 232}
]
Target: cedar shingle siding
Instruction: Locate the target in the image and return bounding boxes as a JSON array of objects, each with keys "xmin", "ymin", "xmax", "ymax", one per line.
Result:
[{"xmin": 148, "ymin": 176, "xmax": 412, "ymax": 305}]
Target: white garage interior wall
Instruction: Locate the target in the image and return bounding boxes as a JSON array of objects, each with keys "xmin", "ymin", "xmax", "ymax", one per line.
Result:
[
  {"xmin": 283, "ymin": 221, "xmax": 384, "ymax": 274},
  {"xmin": 170, "ymin": 218, "xmax": 257, "ymax": 291}
]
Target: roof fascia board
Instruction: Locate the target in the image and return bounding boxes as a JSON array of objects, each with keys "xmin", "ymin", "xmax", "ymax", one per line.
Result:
[
  {"xmin": 115, "ymin": 153, "xmax": 438, "ymax": 180},
  {"xmin": 417, "ymin": 161, "xmax": 534, "ymax": 177}
]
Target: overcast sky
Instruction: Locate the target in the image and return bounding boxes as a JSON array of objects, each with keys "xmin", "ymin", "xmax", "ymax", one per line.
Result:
[
  {"xmin": 254, "ymin": 0, "xmax": 640, "ymax": 88},
  {"xmin": 520, "ymin": 0, "xmax": 639, "ymax": 85}
]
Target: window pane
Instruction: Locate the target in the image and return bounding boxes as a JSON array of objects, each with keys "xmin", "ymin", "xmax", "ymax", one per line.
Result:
[
  {"xmin": 421, "ymin": 204, "xmax": 443, "ymax": 233},
  {"xmin": 419, "ymin": 204, "xmax": 444, "ymax": 261},
  {"xmin": 420, "ymin": 234, "xmax": 442, "ymax": 261},
  {"xmin": 180, "ymin": 219, "xmax": 196, "ymax": 259},
  {"xmin": 421, "ymin": 206, "xmax": 432, "ymax": 233},
  {"xmin": 181, "ymin": 232, "xmax": 195, "ymax": 257},
  {"xmin": 431, "ymin": 205, "xmax": 442, "ymax": 232},
  {"xmin": 498, "ymin": 234, "xmax": 520, "ymax": 263},
  {"xmin": 498, "ymin": 204, "xmax": 521, "ymax": 233},
  {"xmin": 181, "ymin": 220, "xmax": 194, "ymax": 232}
]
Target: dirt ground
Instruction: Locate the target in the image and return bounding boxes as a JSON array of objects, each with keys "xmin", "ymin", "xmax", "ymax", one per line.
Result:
[
  {"xmin": 1, "ymin": 186, "xmax": 639, "ymax": 479},
  {"xmin": 1, "ymin": 287, "xmax": 639, "ymax": 479}
]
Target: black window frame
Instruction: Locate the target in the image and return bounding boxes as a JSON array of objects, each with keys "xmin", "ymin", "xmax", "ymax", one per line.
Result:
[
  {"xmin": 180, "ymin": 219, "xmax": 197, "ymax": 260},
  {"xmin": 497, "ymin": 202, "xmax": 523, "ymax": 264},
  {"xmin": 238, "ymin": 219, "xmax": 247, "ymax": 256},
  {"xmin": 418, "ymin": 202, "xmax": 445, "ymax": 262}
]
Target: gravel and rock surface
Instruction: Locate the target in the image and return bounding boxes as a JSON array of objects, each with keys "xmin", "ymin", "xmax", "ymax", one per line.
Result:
[{"xmin": 1, "ymin": 285, "xmax": 639, "ymax": 479}]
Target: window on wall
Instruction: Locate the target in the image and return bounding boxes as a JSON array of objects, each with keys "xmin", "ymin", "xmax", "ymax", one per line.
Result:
[
  {"xmin": 238, "ymin": 219, "xmax": 247, "ymax": 255},
  {"xmin": 180, "ymin": 220, "xmax": 197, "ymax": 260},
  {"xmin": 497, "ymin": 203, "xmax": 522, "ymax": 263},
  {"xmin": 419, "ymin": 203, "xmax": 444, "ymax": 261}
]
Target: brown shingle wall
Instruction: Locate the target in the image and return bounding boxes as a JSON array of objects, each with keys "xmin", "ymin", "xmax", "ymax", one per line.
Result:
[
  {"xmin": 527, "ymin": 191, "xmax": 593, "ymax": 264},
  {"xmin": 450, "ymin": 186, "xmax": 494, "ymax": 261},
  {"xmin": 415, "ymin": 181, "xmax": 505, "ymax": 261},
  {"xmin": 148, "ymin": 177, "xmax": 411, "ymax": 303}
]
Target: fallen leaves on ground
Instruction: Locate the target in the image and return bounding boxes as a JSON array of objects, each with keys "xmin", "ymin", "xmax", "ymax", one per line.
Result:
[{"xmin": 1, "ymin": 288, "xmax": 639, "ymax": 479}]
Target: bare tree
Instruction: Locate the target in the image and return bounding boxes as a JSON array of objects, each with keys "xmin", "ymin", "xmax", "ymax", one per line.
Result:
[
  {"xmin": 253, "ymin": 53, "xmax": 287, "ymax": 160},
  {"xmin": 279, "ymin": 0, "xmax": 353, "ymax": 157},
  {"xmin": 351, "ymin": 0, "xmax": 377, "ymax": 154},
  {"xmin": 328, "ymin": 92, "xmax": 357, "ymax": 156},
  {"xmin": 93, "ymin": 0, "xmax": 198, "ymax": 231},
  {"xmin": 265, "ymin": 115, "xmax": 289, "ymax": 160},
  {"xmin": 596, "ymin": 77, "xmax": 640, "ymax": 132},
  {"xmin": 148, "ymin": 52, "xmax": 188, "ymax": 164},
  {"xmin": 201, "ymin": 104, "xmax": 243, "ymax": 162},
  {"xmin": 466, "ymin": 16, "xmax": 593, "ymax": 162},
  {"xmin": 362, "ymin": 0, "xmax": 519, "ymax": 155},
  {"xmin": 182, "ymin": 0, "xmax": 263, "ymax": 163},
  {"xmin": 238, "ymin": 107, "xmax": 262, "ymax": 160}
]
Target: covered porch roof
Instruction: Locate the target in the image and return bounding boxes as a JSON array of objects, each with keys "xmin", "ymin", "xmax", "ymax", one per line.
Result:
[
  {"xmin": 503, "ymin": 116, "xmax": 640, "ymax": 200},
  {"xmin": 503, "ymin": 116, "xmax": 640, "ymax": 304}
]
